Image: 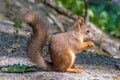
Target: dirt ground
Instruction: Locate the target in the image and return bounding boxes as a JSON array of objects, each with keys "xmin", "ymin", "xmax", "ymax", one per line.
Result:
[{"xmin": 0, "ymin": 21, "xmax": 120, "ymax": 80}]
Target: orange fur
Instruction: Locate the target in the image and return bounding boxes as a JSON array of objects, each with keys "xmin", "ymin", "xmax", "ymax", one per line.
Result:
[{"xmin": 49, "ymin": 21, "xmax": 94, "ymax": 73}]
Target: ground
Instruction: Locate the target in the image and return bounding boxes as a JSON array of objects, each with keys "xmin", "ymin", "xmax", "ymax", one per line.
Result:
[{"xmin": 0, "ymin": 20, "xmax": 120, "ymax": 80}]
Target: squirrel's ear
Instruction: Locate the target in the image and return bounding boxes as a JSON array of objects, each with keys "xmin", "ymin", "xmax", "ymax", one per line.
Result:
[
  {"xmin": 75, "ymin": 16, "xmax": 84, "ymax": 31},
  {"xmin": 75, "ymin": 20, "xmax": 81, "ymax": 31},
  {"xmin": 77, "ymin": 16, "xmax": 84, "ymax": 25}
]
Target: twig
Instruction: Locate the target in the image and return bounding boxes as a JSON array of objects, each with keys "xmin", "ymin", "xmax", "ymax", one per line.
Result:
[
  {"xmin": 42, "ymin": 0, "xmax": 78, "ymax": 20},
  {"xmin": 48, "ymin": 13, "xmax": 65, "ymax": 32},
  {"xmin": 84, "ymin": 0, "xmax": 89, "ymax": 23}
]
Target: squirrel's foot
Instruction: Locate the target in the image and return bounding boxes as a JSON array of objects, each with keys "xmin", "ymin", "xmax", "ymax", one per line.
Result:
[
  {"xmin": 66, "ymin": 68, "xmax": 82, "ymax": 74},
  {"xmin": 72, "ymin": 64, "xmax": 83, "ymax": 69}
]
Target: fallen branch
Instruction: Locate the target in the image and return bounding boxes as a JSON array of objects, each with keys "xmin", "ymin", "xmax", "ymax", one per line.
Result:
[{"xmin": 87, "ymin": 22, "xmax": 120, "ymax": 57}]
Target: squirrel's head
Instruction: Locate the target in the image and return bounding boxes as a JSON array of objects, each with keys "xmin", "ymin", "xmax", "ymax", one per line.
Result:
[{"xmin": 69, "ymin": 16, "xmax": 93, "ymax": 42}]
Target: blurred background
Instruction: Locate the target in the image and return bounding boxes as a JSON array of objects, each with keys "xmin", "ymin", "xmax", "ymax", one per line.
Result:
[
  {"xmin": 0, "ymin": 1, "xmax": 120, "ymax": 79},
  {"xmin": 0, "ymin": 0, "xmax": 120, "ymax": 59},
  {"xmin": 56, "ymin": 0, "xmax": 120, "ymax": 39}
]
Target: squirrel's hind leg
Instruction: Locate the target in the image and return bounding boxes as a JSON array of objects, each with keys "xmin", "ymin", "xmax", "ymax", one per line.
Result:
[{"xmin": 57, "ymin": 49, "xmax": 82, "ymax": 73}]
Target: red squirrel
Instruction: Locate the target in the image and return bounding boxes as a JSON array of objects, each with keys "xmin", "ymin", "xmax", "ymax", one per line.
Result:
[{"xmin": 20, "ymin": 8, "xmax": 94, "ymax": 73}]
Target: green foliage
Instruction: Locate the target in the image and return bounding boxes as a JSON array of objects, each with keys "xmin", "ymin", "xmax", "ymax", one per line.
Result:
[
  {"xmin": 1, "ymin": 63, "xmax": 36, "ymax": 73},
  {"xmin": 56, "ymin": 0, "xmax": 85, "ymax": 16},
  {"xmin": 13, "ymin": 20, "xmax": 22, "ymax": 35},
  {"xmin": 56, "ymin": 0, "xmax": 120, "ymax": 39},
  {"xmin": 89, "ymin": 3, "xmax": 120, "ymax": 38}
]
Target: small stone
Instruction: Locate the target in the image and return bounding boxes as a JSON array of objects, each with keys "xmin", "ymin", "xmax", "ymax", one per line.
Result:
[{"xmin": 115, "ymin": 64, "xmax": 120, "ymax": 70}]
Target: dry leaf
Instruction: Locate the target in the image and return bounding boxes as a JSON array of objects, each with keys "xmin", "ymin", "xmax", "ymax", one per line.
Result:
[{"xmin": 10, "ymin": 44, "xmax": 20, "ymax": 49}]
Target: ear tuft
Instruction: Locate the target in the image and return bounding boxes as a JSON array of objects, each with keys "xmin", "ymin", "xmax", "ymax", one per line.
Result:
[
  {"xmin": 75, "ymin": 16, "xmax": 84, "ymax": 32},
  {"xmin": 75, "ymin": 20, "xmax": 81, "ymax": 31},
  {"xmin": 77, "ymin": 16, "xmax": 84, "ymax": 25}
]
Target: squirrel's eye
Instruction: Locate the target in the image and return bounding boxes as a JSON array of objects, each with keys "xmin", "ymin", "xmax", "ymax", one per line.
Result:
[{"xmin": 86, "ymin": 30, "xmax": 90, "ymax": 33}]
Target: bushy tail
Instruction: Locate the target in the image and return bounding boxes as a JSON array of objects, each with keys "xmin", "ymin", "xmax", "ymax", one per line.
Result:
[{"xmin": 20, "ymin": 8, "xmax": 52, "ymax": 70}]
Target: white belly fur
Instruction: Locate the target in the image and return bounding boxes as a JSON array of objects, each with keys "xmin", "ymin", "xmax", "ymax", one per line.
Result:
[{"xmin": 69, "ymin": 50, "xmax": 75, "ymax": 65}]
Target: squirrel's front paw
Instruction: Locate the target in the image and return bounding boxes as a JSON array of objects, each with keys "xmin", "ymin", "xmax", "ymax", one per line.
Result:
[{"xmin": 87, "ymin": 41, "xmax": 94, "ymax": 47}]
